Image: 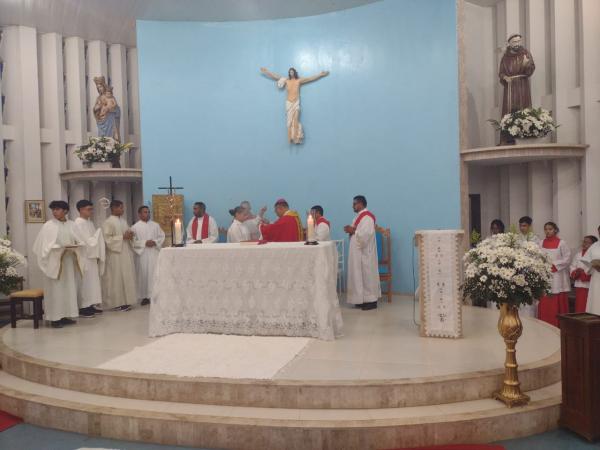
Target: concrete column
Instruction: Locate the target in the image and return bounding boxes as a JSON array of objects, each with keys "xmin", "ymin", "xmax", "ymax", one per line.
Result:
[
  {"xmin": 525, "ymin": 0, "xmax": 548, "ymax": 106},
  {"xmin": 91, "ymin": 181, "xmax": 111, "ymax": 224},
  {"xmin": 86, "ymin": 41, "xmax": 108, "ymax": 135},
  {"xmin": 528, "ymin": 160, "xmax": 554, "ymax": 236},
  {"xmin": 108, "ymin": 44, "xmax": 129, "ymax": 167},
  {"xmin": 553, "ymin": 159, "xmax": 581, "ymax": 249},
  {"xmin": 580, "ymin": 0, "xmax": 600, "ymax": 234},
  {"xmin": 0, "ymin": 44, "xmax": 7, "ymax": 235},
  {"xmin": 507, "ymin": 163, "xmax": 529, "ymax": 227},
  {"xmin": 499, "ymin": 166, "xmax": 510, "ymax": 226},
  {"xmin": 127, "ymin": 47, "xmax": 141, "ymax": 169}
]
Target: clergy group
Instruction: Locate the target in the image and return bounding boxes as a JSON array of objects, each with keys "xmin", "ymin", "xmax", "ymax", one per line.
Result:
[{"xmin": 32, "ymin": 195, "xmax": 382, "ymax": 328}]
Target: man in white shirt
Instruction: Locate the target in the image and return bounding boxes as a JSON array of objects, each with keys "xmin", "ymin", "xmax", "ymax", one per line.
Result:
[
  {"xmin": 32, "ymin": 200, "xmax": 84, "ymax": 328},
  {"xmin": 132, "ymin": 206, "xmax": 165, "ymax": 305},
  {"xmin": 344, "ymin": 195, "xmax": 381, "ymax": 310},
  {"xmin": 74, "ymin": 200, "xmax": 105, "ymax": 318},
  {"xmin": 186, "ymin": 202, "xmax": 218, "ymax": 244},
  {"xmin": 518, "ymin": 216, "xmax": 541, "ymax": 245},
  {"xmin": 311, "ymin": 205, "xmax": 331, "ymax": 242}
]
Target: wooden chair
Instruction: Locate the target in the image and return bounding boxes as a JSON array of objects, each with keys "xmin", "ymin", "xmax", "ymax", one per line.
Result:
[
  {"xmin": 376, "ymin": 226, "xmax": 392, "ymax": 303},
  {"xmin": 9, "ymin": 289, "xmax": 44, "ymax": 329}
]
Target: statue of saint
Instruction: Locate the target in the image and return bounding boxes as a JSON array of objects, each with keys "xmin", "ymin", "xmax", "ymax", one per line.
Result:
[
  {"xmin": 499, "ymin": 34, "xmax": 535, "ymax": 117},
  {"xmin": 93, "ymin": 76, "xmax": 121, "ymax": 142},
  {"xmin": 260, "ymin": 67, "xmax": 329, "ymax": 144}
]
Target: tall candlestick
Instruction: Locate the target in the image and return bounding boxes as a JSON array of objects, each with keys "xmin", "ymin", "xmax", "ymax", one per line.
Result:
[
  {"xmin": 307, "ymin": 214, "xmax": 315, "ymax": 242},
  {"xmin": 174, "ymin": 218, "xmax": 183, "ymax": 245}
]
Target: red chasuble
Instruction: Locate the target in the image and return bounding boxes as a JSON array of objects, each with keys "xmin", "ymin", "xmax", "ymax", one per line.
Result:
[
  {"xmin": 192, "ymin": 214, "xmax": 211, "ymax": 241},
  {"xmin": 260, "ymin": 211, "xmax": 303, "ymax": 242}
]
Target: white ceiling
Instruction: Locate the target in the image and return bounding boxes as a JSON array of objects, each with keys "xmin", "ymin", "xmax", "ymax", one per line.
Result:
[{"xmin": 0, "ymin": 0, "xmax": 379, "ymax": 47}]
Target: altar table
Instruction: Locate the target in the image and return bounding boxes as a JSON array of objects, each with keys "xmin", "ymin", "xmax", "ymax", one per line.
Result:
[{"xmin": 149, "ymin": 242, "xmax": 343, "ymax": 340}]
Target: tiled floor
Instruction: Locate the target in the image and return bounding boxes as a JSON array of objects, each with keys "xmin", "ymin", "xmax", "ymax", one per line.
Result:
[
  {"xmin": 1, "ymin": 424, "xmax": 598, "ymax": 450},
  {"xmin": 2, "ymin": 297, "xmax": 560, "ymax": 381}
]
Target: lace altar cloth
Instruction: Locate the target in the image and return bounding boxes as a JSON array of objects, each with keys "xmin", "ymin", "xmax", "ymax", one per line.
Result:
[{"xmin": 149, "ymin": 242, "xmax": 344, "ymax": 340}]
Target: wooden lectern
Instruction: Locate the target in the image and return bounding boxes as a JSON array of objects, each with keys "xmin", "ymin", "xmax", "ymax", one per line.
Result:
[
  {"xmin": 558, "ymin": 312, "xmax": 600, "ymax": 442},
  {"xmin": 414, "ymin": 230, "xmax": 464, "ymax": 339}
]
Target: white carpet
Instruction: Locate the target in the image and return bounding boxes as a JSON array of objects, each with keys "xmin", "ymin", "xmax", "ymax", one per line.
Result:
[{"xmin": 97, "ymin": 333, "xmax": 311, "ymax": 379}]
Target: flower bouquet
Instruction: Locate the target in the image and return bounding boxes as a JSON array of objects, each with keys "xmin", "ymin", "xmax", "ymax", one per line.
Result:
[
  {"xmin": 490, "ymin": 107, "xmax": 558, "ymax": 141},
  {"xmin": 75, "ymin": 136, "xmax": 132, "ymax": 168},
  {"xmin": 0, "ymin": 238, "xmax": 26, "ymax": 295}
]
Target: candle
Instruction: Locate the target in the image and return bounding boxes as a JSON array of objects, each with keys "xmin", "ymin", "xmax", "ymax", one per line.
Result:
[
  {"xmin": 174, "ymin": 218, "xmax": 183, "ymax": 245},
  {"xmin": 307, "ymin": 214, "xmax": 315, "ymax": 242}
]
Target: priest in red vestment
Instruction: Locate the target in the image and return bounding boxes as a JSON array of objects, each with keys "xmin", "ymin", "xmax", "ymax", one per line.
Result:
[{"xmin": 260, "ymin": 198, "xmax": 303, "ymax": 242}]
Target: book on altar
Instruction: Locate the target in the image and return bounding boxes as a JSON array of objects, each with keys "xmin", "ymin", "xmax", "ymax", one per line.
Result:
[{"xmin": 239, "ymin": 240, "xmax": 260, "ymax": 245}]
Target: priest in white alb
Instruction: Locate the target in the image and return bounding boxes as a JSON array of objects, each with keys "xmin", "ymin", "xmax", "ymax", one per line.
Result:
[
  {"xmin": 132, "ymin": 205, "xmax": 165, "ymax": 305},
  {"xmin": 344, "ymin": 195, "xmax": 381, "ymax": 310},
  {"xmin": 32, "ymin": 200, "xmax": 84, "ymax": 328},
  {"xmin": 186, "ymin": 201, "xmax": 219, "ymax": 244},
  {"xmin": 102, "ymin": 200, "xmax": 137, "ymax": 311},
  {"xmin": 311, "ymin": 205, "xmax": 331, "ymax": 241},
  {"xmin": 73, "ymin": 199, "xmax": 105, "ymax": 318}
]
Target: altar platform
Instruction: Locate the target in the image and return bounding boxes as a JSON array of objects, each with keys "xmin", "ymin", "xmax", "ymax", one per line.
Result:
[{"xmin": 0, "ymin": 297, "xmax": 561, "ymax": 449}]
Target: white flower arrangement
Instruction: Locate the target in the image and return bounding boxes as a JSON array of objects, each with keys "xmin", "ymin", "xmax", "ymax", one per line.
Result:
[
  {"xmin": 490, "ymin": 107, "xmax": 558, "ymax": 139},
  {"xmin": 0, "ymin": 238, "xmax": 27, "ymax": 295},
  {"xmin": 75, "ymin": 136, "xmax": 132, "ymax": 166},
  {"xmin": 462, "ymin": 232, "xmax": 552, "ymax": 307}
]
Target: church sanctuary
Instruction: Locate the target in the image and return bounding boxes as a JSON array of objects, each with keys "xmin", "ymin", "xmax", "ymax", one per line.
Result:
[{"xmin": 1, "ymin": 0, "xmax": 600, "ymax": 449}]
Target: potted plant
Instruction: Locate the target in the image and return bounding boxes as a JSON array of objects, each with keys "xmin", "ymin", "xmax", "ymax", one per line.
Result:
[
  {"xmin": 490, "ymin": 107, "xmax": 558, "ymax": 145},
  {"xmin": 75, "ymin": 136, "xmax": 132, "ymax": 169},
  {"xmin": 462, "ymin": 232, "xmax": 552, "ymax": 407},
  {"xmin": 0, "ymin": 238, "xmax": 26, "ymax": 295}
]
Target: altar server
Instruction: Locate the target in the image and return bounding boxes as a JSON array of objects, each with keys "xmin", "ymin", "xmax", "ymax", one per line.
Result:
[
  {"xmin": 538, "ymin": 222, "xmax": 571, "ymax": 326},
  {"xmin": 260, "ymin": 198, "xmax": 303, "ymax": 242},
  {"xmin": 102, "ymin": 200, "xmax": 137, "ymax": 311},
  {"xmin": 132, "ymin": 206, "xmax": 165, "ymax": 305},
  {"xmin": 311, "ymin": 205, "xmax": 331, "ymax": 242},
  {"xmin": 581, "ymin": 238, "xmax": 600, "ymax": 315},
  {"xmin": 518, "ymin": 216, "xmax": 541, "ymax": 245},
  {"xmin": 32, "ymin": 201, "xmax": 83, "ymax": 328},
  {"xmin": 186, "ymin": 202, "xmax": 218, "ymax": 244},
  {"xmin": 74, "ymin": 200, "xmax": 105, "ymax": 318},
  {"xmin": 240, "ymin": 201, "xmax": 268, "ymax": 240},
  {"xmin": 227, "ymin": 206, "xmax": 251, "ymax": 243},
  {"xmin": 490, "ymin": 219, "xmax": 505, "ymax": 235},
  {"xmin": 344, "ymin": 195, "xmax": 381, "ymax": 310},
  {"xmin": 571, "ymin": 235, "xmax": 598, "ymax": 313}
]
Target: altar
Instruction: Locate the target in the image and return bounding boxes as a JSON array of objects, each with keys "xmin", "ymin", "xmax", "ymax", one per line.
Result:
[{"xmin": 148, "ymin": 242, "xmax": 343, "ymax": 340}]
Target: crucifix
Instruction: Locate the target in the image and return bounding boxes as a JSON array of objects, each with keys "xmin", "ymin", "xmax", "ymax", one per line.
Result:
[{"xmin": 158, "ymin": 176, "xmax": 185, "ymax": 246}]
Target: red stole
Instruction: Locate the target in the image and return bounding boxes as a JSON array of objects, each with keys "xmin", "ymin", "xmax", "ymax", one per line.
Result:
[
  {"xmin": 317, "ymin": 217, "xmax": 330, "ymax": 228},
  {"xmin": 542, "ymin": 236, "xmax": 560, "ymax": 249},
  {"xmin": 192, "ymin": 215, "xmax": 210, "ymax": 240},
  {"xmin": 353, "ymin": 210, "xmax": 376, "ymax": 227}
]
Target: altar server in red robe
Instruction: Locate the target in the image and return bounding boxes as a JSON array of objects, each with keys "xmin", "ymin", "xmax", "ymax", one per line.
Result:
[
  {"xmin": 570, "ymin": 235, "xmax": 598, "ymax": 313},
  {"xmin": 259, "ymin": 198, "xmax": 303, "ymax": 242},
  {"xmin": 186, "ymin": 202, "xmax": 218, "ymax": 244},
  {"xmin": 538, "ymin": 222, "xmax": 571, "ymax": 326}
]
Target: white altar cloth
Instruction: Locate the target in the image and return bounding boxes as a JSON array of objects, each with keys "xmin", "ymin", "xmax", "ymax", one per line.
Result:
[{"xmin": 149, "ymin": 242, "xmax": 343, "ymax": 340}]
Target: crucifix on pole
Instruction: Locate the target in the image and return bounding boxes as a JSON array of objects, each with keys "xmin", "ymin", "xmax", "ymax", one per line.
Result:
[{"xmin": 158, "ymin": 176, "xmax": 184, "ymax": 246}]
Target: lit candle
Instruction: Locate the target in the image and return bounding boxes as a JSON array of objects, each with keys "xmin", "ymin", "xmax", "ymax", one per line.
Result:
[
  {"xmin": 307, "ymin": 213, "xmax": 315, "ymax": 242},
  {"xmin": 174, "ymin": 218, "xmax": 183, "ymax": 245}
]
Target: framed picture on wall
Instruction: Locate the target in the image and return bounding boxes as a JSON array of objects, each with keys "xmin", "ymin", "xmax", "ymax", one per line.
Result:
[{"xmin": 24, "ymin": 200, "xmax": 45, "ymax": 223}]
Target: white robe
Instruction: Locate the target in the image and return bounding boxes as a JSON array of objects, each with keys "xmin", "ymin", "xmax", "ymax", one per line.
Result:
[
  {"xmin": 185, "ymin": 215, "xmax": 219, "ymax": 244},
  {"xmin": 570, "ymin": 249, "xmax": 592, "ymax": 289},
  {"xmin": 540, "ymin": 238, "xmax": 572, "ymax": 294},
  {"xmin": 132, "ymin": 220, "xmax": 165, "ymax": 300},
  {"xmin": 227, "ymin": 219, "xmax": 251, "ymax": 243},
  {"xmin": 315, "ymin": 222, "xmax": 331, "ymax": 242},
  {"xmin": 73, "ymin": 217, "xmax": 105, "ymax": 308},
  {"xmin": 32, "ymin": 219, "xmax": 83, "ymax": 321},
  {"xmin": 347, "ymin": 209, "xmax": 381, "ymax": 304},
  {"xmin": 102, "ymin": 215, "xmax": 137, "ymax": 308},
  {"xmin": 243, "ymin": 216, "xmax": 262, "ymax": 241},
  {"xmin": 518, "ymin": 232, "xmax": 541, "ymax": 246},
  {"xmin": 581, "ymin": 242, "xmax": 600, "ymax": 314}
]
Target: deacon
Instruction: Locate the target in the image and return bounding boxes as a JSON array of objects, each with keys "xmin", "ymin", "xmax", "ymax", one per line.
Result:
[
  {"xmin": 260, "ymin": 198, "xmax": 303, "ymax": 242},
  {"xmin": 102, "ymin": 200, "xmax": 137, "ymax": 311},
  {"xmin": 132, "ymin": 206, "xmax": 165, "ymax": 305},
  {"xmin": 311, "ymin": 205, "xmax": 331, "ymax": 241},
  {"xmin": 74, "ymin": 200, "xmax": 105, "ymax": 318},
  {"xmin": 32, "ymin": 201, "xmax": 83, "ymax": 328},
  {"xmin": 186, "ymin": 202, "xmax": 219, "ymax": 244},
  {"xmin": 344, "ymin": 195, "xmax": 381, "ymax": 310}
]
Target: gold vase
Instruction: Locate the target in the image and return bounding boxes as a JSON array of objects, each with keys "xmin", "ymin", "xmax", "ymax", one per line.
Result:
[{"xmin": 493, "ymin": 303, "xmax": 530, "ymax": 407}]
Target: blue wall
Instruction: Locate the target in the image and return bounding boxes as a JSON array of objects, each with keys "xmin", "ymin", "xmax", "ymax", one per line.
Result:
[{"xmin": 137, "ymin": 0, "xmax": 460, "ymax": 292}]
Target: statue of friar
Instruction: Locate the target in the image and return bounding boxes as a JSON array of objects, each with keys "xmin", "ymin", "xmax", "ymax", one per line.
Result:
[
  {"xmin": 499, "ymin": 34, "xmax": 535, "ymax": 117},
  {"xmin": 93, "ymin": 76, "xmax": 121, "ymax": 142}
]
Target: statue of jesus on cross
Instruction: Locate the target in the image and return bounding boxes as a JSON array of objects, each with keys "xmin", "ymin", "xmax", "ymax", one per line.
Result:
[{"xmin": 260, "ymin": 67, "xmax": 329, "ymax": 144}]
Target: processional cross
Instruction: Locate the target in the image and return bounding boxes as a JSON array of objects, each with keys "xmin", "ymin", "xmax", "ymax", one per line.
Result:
[{"xmin": 158, "ymin": 176, "xmax": 184, "ymax": 246}]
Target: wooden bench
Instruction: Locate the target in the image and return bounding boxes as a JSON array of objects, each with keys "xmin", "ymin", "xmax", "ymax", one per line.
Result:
[{"xmin": 9, "ymin": 289, "xmax": 44, "ymax": 329}]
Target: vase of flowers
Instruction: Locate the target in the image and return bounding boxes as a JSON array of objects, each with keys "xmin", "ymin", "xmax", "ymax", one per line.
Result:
[
  {"xmin": 75, "ymin": 136, "xmax": 132, "ymax": 169},
  {"xmin": 490, "ymin": 107, "xmax": 558, "ymax": 144},
  {"xmin": 462, "ymin": 232, "xmax": 552, "ymax": 407},
  {"xmin": 0, "ymin": 238, "xmax": 26, "ymax": 295}
]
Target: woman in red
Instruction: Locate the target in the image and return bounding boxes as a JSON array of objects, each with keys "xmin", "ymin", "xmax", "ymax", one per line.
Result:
[
  {"xmin": 570, "ymin": 235, "xmax": 598, "ymax": 313},
  {"xmin": 538, "ymin": 222, "xmax": 571, "ymax": 327}
]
